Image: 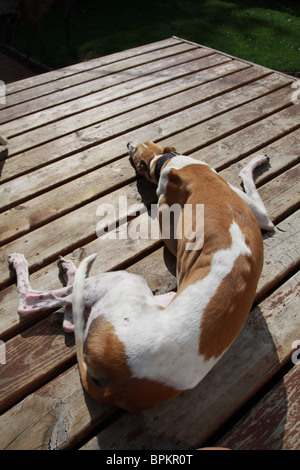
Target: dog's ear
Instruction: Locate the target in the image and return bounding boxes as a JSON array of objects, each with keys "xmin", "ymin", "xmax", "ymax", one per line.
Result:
[
  {"xmin": 163, "ymin": 146, "xmax": 177, "ymax": 154},
  {"xmin": 137, "ymin": 159, "xmax": 147, "ymax": 173}
]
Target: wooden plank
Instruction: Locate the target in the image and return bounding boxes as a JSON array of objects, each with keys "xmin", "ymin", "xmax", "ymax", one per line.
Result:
[
  {"xmin": 215, "ymin": 365, "xmax": 300, "ymax": 450},
  {"xmin": 2, "ymin": 55, "xmax": 241, "ymax": 137},
  {"xmin": 3, "ymin": 54, "xmax": 231, "ymax": 144},
  {"xmin": 0, "ymin": 181, "xmax": 150, "ymax": 288},
  {"xmin": 4, "ymin": 43, "xmax": 200, "ymax": 109},
  {"xmin": 1, "ymin": 64, "xmax": 266, "ymax": 181},
  {"xmin": 0, "ymin": 364, "xmax": 118, "ymax": 450},
  {"xmin": 6, "ymin": 62, "xmax": 271, "ymax": 157},
  {"xmin": 189, "ymin": 104, "xmax": 299, "ymax": 170},
  {"xmin": 81, "ymin": 269, "xmax": 300, "ymax": 450},
  {"xmin": 1, "ymin": 46, "xmax": 212, "ymax": 126},
  {"xmin": 259, "ymin": 165, "xmax": 300, "ymax": 224},
  {"xmin": 0, "ymin": 213, "xmax": 299, "ymax": 449},
  {"xmin": 219, "ymin": 129, "xmax": 300, "ymax": 187},
  {"xmin": 5, "ymin": 38, "xmax": 182, "ymax": 96},
  {"xmin": 0, "ymin": 80, "xmax": 293, "ymax": 211},
  {"xmin": 158, "ymin": 85, "xmax": 295, "ymax": 158},
  {"xmin": 0, "ymin": 314, "xmax": 76, "ymax": 412}
]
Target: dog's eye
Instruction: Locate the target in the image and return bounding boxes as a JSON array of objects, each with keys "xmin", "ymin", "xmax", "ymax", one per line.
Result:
[{"xmin": 91, "ymin": 376, "xmax": 108, "ymax": 387}]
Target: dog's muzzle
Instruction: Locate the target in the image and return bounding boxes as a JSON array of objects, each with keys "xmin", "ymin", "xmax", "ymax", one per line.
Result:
[{"xmin": 127, "ymin": 142, "xmax": 137, "ymax": 157}]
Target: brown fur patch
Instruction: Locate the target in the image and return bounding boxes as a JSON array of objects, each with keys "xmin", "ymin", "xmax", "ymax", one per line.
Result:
[
  {"xmin": 82, "ymin": 316, "xmax": 179, "ymax": 412},
  {"xmin": 158, "ymin": 163, "xmax": 263, "ymax": 359}
]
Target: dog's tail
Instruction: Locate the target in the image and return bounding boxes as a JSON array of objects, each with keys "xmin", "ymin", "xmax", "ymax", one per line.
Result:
[{"xmin": 72, "ymin": 253, "xmax": 97, "ymax": 383}]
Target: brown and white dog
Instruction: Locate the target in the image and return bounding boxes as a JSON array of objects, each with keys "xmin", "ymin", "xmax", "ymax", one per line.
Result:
[{"xmin": 8, "ymin": 141, "xmax": 274, "ymax": 412}]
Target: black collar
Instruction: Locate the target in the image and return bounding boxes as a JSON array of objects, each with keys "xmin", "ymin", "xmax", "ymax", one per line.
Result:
[{"xmin": 154, "ymin": 151, "xmax": 179, "ymax": 182}]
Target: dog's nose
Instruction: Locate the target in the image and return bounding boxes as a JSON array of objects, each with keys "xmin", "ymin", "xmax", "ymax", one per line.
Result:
[{"xmin": 127, "ymin": 142, "xmax": 137, "ymax": 156}]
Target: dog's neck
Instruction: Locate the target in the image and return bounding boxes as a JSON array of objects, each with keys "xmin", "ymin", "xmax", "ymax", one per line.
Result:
[{"xmin": 153, "ymin": 151, "xmax": 180, "ymax": 182}]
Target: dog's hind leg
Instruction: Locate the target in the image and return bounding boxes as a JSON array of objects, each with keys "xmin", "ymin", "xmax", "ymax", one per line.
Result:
[
  {"xmin": 58, "ymin": 255, "xmax": 77, "ymax": 286},
  {"xmin": 239, "ymin": 155, "xmax": 275, "ymax": 230},
  {"xmin": 8, "ymin": 253, "xmax": 72, "ymax": 317},
  {"xmin": 230, "ymin": 155, "xmax": 275, "ymax": 231},
  {"xmin": 58, "ymin": 256, "xmax": 78, "ymax": 332}
]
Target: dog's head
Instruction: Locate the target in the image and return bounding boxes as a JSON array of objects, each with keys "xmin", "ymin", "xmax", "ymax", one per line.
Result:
[{"xmin": 127, "ymin": 141, "xmax": 177, "ymax": 182}]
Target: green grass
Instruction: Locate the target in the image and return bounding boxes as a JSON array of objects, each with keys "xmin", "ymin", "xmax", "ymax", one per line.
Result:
[{"xmin": 0, "ymin": 0, "xmax": 299, "ymax": 73}]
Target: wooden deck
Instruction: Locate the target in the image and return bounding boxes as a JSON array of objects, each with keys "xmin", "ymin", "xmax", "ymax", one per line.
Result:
[{"xmin": 0, "ymin": 36, "xmax": 299, "ymax": 451}]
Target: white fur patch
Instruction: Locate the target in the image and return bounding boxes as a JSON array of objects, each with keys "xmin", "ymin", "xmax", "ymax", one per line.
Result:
[
  {"xmin": 229, "ymin": 184, "xmax": 274, "ymax": 230},
  {"xmin": 156, "ymin": 155, "xmax": 214, "ymax": 201},
  {"xmin": 105, "ymin": 220, "xmax": 251, "ymax": 391},
  {"xmin": 150, "ymin": 153, "xmax": 162, "ymax": 170}
]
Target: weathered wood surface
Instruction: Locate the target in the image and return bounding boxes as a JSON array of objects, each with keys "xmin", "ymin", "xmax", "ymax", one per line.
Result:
[
  {"xmin": 0, "ymin": 37, "xmax": 299, "ymax": 450},
  {"xmin": 216, "ymin": 363, "xmax": 300, "ymax": 450}
]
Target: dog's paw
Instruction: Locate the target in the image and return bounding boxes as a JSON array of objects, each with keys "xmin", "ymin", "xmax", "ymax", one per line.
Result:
[
  {"xmin": 58, "ymin": 255, "xmax": 68, "ymax": 271},
  {"xmin": 63, "ymin": 308, "xmax": 75, "ymax": 333},
  {"xmin": 58, "ymin": 256, "xmax": 76, "ymax": 271},
  {"xmin": 58, "ymin": 256, "xmax": 77, "ymax": 286},
  {"xmin": 254, "ymin": 154, "xmax": 270, "ymax": 166},
  {"xmin": 0, "ymin": 135, "xmax": 8, "ymax": 146},
  {"xmin": 8, "ymin": 253, "xmax": 28, "ymax": 268}
]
